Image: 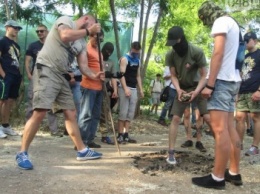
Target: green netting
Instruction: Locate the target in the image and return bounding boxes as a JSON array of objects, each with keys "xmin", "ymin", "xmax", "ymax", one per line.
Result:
[{"xmin": 0, "ymin": 14, "xmax": 133, "ymax": 102}]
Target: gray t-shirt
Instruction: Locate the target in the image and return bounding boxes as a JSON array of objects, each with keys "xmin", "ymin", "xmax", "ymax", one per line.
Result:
[{"xmin": 36, "ymin": 16, "xmax": 86, "ymax": 74}]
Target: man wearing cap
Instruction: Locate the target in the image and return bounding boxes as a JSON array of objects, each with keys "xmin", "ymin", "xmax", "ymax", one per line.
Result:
[
  {"xmin": 150, "ymin": 73, "xmax": 163, "ymax": 115},
  {"xmin": 165, "ymin": 26, "xmax": 210, "ymax": 165},
  {"xmin": 0, "ymin": 20, "xmax": 23, "ymax": 138},
  {"xmin": 192, "ymin": 1, "xmax": 242, "ymax": 189},
  {"xmin": 236, "ymin": 32, "xmax": 260, "ymax": 156}
]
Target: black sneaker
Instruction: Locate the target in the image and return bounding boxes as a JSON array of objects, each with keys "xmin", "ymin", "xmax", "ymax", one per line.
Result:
[
  {"xmin": 87, "ymin": 142, "xmax": 101, "ymax": 148},
  {"xmin": 246, "ymin": 128, "xmax": 254, "ymax": 137},
  {"xmin": 224, "ymin": 169, "xmax": 243, "ymax": 186},
  {"xmin": 157, "ymin": 120, "xmax": 168, "ymax": 126},
  {"xmin": 101, "ymin": 136, "xmax": 115, "ymax": 145},
  {"xmin": 124, "ymin": 137, "xmax": 137, "ymax": 143},
  {"xmin": 195, "ymin": 141, "xmax": 207, "ymax": 152},
  {"xmin": 117, "ymin": 135, "xmax": 125, "ymax": 144},
  {"xmin": 181, "ymin": 140, "xmax": 193, "ymax": 148},
  {"xmin": 192, "ymin": 174, "xmax": 225, "ymax": 190}
]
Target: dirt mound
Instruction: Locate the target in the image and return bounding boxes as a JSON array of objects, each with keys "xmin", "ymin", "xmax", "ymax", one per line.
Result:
[{"xmin": 133, "ymin": 150, "xmax": 214, "ymax": 176}]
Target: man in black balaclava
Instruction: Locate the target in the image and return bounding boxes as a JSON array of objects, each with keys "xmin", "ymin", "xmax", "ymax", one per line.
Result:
[
  {"xmin": 165, "ymin": 26, "xmax": 212, "ymax": 166},
  {"xmin": 99, "ymin": 42, "xmax": 118, "ymax": 145}
]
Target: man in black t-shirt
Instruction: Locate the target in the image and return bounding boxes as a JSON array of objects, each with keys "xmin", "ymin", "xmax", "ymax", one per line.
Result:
[
  {"xmin": 0, "ymin": 20, "xmax": 23, "ymax": 138},
  {"xmin": 236, "ymin": 32, "xmax": 260, "ymax": 156},
  {"xmin": 25, "ymin": 24, "xmax": 62, "ymax": 137}
]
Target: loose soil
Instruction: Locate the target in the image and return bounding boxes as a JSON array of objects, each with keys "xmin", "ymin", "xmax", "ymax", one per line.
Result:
[{"xmin": 0, "ymin": 114, "xmax": 260, "ymax": 194}]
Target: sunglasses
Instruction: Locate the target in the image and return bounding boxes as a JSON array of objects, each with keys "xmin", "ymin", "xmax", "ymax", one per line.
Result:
[
  {"xmin": 9, "ymin": 26, "xmax": 21, "ymax": 31},
  {"xmin": 36, "ymin": 30, "xmax": 46, "ymax": 34}
]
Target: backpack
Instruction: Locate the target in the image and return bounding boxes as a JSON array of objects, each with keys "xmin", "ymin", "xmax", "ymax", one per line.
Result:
[{"xmin": 160, "ymin": 83, "xmax": 171, "ymax": 102}]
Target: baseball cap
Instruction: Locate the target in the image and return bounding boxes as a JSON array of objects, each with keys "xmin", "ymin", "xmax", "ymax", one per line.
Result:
[
  {"xmin": 156, "ymin": 73, "xmax": 161, "ymax": 77},
  {"xmin": 244, "ymin": 32, "xmax": 257, "ymax": 41},
  {"xmin": 166, "ymin": 26, "xmax": 184, "ymax": 46},
  {"xmin": 4, "ymin": 20, "xmax": 22, "ymax": 30}
]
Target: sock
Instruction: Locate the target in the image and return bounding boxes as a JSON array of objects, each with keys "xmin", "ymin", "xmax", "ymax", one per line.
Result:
[
  {"xmin": 168, "ymin": 150, "xmax": 175, "ymax": 155},
  {"xmin": 78, "ymin": 147, "xmax": 89, "ymax": 153},
  {"xmin": 117, "ymin": 133, "xmax": 123, "ymax": 138},
  {"xmin": 2, "ymin": 123, "xmax": 9, "ymax": 128},
  {"xmin": 229, "ymin": 170, "xmax": 238, "ymax": 176},
  {"xmin": 123, "ymin": 132, "xmax": 129, "ymax": 139},
  {"xmin": 211, "ymin": 173, "xmax": 224, "ymax": 182}
]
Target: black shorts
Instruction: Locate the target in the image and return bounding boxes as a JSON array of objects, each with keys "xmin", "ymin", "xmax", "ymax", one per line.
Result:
[{"xmin": 0, "ymin": 73, "xmax": 22, "ymax": 100}]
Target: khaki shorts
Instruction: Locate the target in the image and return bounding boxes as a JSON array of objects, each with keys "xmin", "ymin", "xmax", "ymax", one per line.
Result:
[
  {"xmin": 32, "ymin": 65, "xmax": 75, "ymax": 112},
  {"xmin": 171, "ymin": 93, "xmax": 208, "ymax": 117},
  {"xmin": 236, "ymin": 93, "xmax": 260, "ymax": 113}
]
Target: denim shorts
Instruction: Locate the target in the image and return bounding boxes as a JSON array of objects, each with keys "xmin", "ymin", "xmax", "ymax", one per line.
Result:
[{"xmin": 207, "ymin": 79, "xmax": 241, "ymax": 112}]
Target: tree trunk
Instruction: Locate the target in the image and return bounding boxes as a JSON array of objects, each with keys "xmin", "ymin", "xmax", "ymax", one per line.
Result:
[
  {"xmin": 138, "ymin": 0, "xmax": 144, "ymax": 43},
  {"xmin": 4, "ymin": 0, "xmax": 10, "ymax": 20},
  {"xmin": 109, "ymin": 0, "xmax": 121, "ymax": 60},
  {"xmin": 12, "ymin": 0, "xmax": 17, "ymax": 20}
]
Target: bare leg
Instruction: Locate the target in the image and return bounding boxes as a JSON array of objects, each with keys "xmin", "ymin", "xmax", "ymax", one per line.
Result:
[
  {"xmin": 1, "ymin": 98, "xmax": 14, "ymax": 124},
  {"xmin": 251, "ymin": 112, "xmax": 260, "ymax": 147},
  {"xmin": 118, "ymin": 119, "xmax": 125, "ymax": 134},
  {"xmin": 235, "ymin": 111, "xmax": 247, "ymax": 142},
  {"xmin": 211, "ymin": 110, "xmax": 231, "ymax": 178},
  {"xmin": 21, "ymin": 109, "xmax": 47, "ymax": 151},
  {"xmin": 169, "ymin": 115, "xmax": 181, "ymax": 150},
  {"xmin": 183, "ymin": 107, "xmax": 191, "ymax": 140},
  {"xmin": 63, "ymin": 109, "xmax": 85, "ymax": 151}
]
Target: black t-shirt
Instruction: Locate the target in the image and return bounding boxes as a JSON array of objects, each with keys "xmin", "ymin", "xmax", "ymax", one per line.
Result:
[
  {"xmin": 239, "ymin": 49, "xmax": 260, "ymax": 93},
  {"xmin": 0, "ymin": 36, "xmax": 21, "ymax": 75},
  {"xmin": 26, "ymin": 40, "xmax": 43, "ymax": 74}
]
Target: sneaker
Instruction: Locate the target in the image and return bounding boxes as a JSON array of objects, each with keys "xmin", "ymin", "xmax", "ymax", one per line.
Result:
[
  {"xmin": 0, "ymin": 129, "xmax": 7, "ymax": 138},
  {"xmin": 166, "ymin": 152, "xmax": 177, "ymax": 165},
  {"xmin": 195, "ymin": 141, "xmax": 207, "ymax": 152},
  {"xmin": 87, "ymin": 142, "xmax": 101, "ymax": 148},
  {"xmin": 101, "ymin": 136, "xmax": 114, "ymax": 145},
  {"xmin": 76, "ymin": 148, "xmax": 102, "ymax": 161},
  {"xmin": 51, "ymin": 131, "xmax": 63, "ymax": 137},
  {"xmin": 224, "ymin": 169, "xmax": 243, "ymax": 186},
  {"xmin": 181, "ymin": 140, "xmax": 193, "ymax": 148},
  {"xmin": 1, "ymin": 126, "xmax": 18, "ymax": 136},
  {"xmin": 117, "ymin": 135, "xmax": 125, "ymax": 144},
  {"xmin": 16, "ymin": 152, "xmax": 33, "ymax": 170},
  {"xmin": 124, "ymin": 136, "xmax": 137, "ymax": 143},
  {"xmin": 245, "ymin": 146, "xmax": 259, "ymax": 156},
  {"xmin": 192, "ymin": 174, "xmax": 225, "ymax": 190},
  {"xmin": 157, "ymin": 120, "xmax": 168, "ymax": 126},
  {"xmin": 246, "ymin": 127, "xmax": 254, "ymax": 137}
]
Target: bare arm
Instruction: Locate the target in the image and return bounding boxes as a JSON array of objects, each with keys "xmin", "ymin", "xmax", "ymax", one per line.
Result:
[
  {"xmin": 207, "ymin": 33, "xmax": 226, "ymax": 87},
  {"xmin": 136, "ymin": 65, "xmax": 144, "ymax": 97},
  {"xmin": 58, "ymin": 24, "xmax": 87, "ymax": 43},
  {"xmin": 194, "ymin": 66, "xmax": 207, "ymax": 94},
  {"xmin": 119, "ymin": 57, "xmax": 128, "ymax": 91},
  {"xmin": 0, "ymin": 51, "xmax": 5, "ymax": 78},
  {"xmin": 25, "ymin": 55, "xmax": 33, "ymax": 80},
  {"xmin": 77, "ymin": 51, "xmax": 102, "ymax": 80},
  {"xmin": 170, "ymin": 66, "xmax": 185, "ymax": 101}
]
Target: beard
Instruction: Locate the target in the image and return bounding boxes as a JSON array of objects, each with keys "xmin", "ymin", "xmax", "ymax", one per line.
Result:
[{"xmin": 173, "ymin": 36, "xmax": 188, "ymax": 57}]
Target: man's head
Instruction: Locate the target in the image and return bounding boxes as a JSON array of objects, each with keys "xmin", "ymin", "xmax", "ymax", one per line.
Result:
[
  {"xmin": 4, "ymin": 20, "xmax": 22, "ymax": 38},
  {"xmin": 166, "ymin": 26, "xmax": 184, "ymax": 46},
  {"xmin": 198, "ymin": 1, "xmax": 226, "ymax": 27},
  {"xmin": 130, "ymin": 41, "xmax": 141, "ymax": 59},
  {"xmin": 76, "ymin": 14, "xmax": 96, "ymax": 30},
  {"xmin": 156, "ymin": 73, "xmax": 161, "ymax": 80},
  {"xmin": 244, "ymin": 32, "xmax": 258, "ymax": 51},
  {"xmin": 102, "ymin": 42, "xmax": 114, "ymax": 61},
  {"xmin": 166, "ymin": 26, "xmax": 188, "ymax": 57},
  {"xmin": 89, "ymin": 29, "xmax": 104, "ymax": 48},
  {"xmin": 36, "ymin": 24, "xmax": 48, "ymax": 42}
]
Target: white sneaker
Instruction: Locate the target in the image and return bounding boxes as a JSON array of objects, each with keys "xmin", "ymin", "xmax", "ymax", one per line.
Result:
[
  {"xmin": 0, "ymin": 129, "xmax": 7, "ymax": 138},
  {"xmin": 166, "ymin": 155, "xmax": 177, "ymax": 165},
  {"xmin": 1, "ymin": 126, "xmax": 18, "ymax": 136}
]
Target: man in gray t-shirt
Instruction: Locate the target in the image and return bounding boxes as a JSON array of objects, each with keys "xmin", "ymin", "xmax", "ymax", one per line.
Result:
[{"xmin": 16, "ymin": 14, "xmax": 105, "ymax": 170}]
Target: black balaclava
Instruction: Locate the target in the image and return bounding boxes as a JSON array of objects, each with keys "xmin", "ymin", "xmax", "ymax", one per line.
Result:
[
  {"xmin": 101, "ymin": 42, "xmax": 114, "ymax": 61},
  {"xmin": 173, "ymin": 35, "xmax": 188, "ymax": 57}
]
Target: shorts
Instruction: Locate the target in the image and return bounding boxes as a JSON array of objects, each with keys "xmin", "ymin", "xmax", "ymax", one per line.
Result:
[
  {"xmin": 207, "ymin": 79, "xmax": 240, "ymax": 112},
  {"xmin": 236, "ymin": 93, "xmax": 260, "ymax": 113},
  {"xmin": 151, "ymin": 92, "xmax": 160, "ymax": 104},
  {"xmin": 33, "ymin": 64, "xmax": 75, "ymax": 112},
  {"xmin": 118, "ymin": 87, "xmax": 138, "ymax": 121},
  {"xmin": 171, "ymin": 93, "xmax": 208, "ymax": 117},
  {"xmin": 0, "ymin": 73, "xmax": 22, "ymax": 100}
]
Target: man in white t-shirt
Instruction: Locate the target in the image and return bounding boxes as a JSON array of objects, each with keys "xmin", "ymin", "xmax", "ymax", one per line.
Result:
[
  {"xmin": 150, "ymin": 73, "xmax": 163, "ymax": 114},
  {"xmin": 192, "ymin": 1, "xmax": 242, "ymax": 189}
]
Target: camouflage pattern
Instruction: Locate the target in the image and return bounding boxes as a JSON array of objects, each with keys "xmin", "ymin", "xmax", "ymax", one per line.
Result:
[{"xmin": 198, "ymin": 1, "xmax": 226, "ymax": 27}]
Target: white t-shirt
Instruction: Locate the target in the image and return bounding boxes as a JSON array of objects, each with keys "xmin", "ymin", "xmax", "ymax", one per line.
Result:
[
  {"xmin": 209, "ymin": 16, "xmax": 241, "ymax": 82},
  {"xmin": 150, "ymin": 79, "xmax": 163, "ymax": 93},
  {"xmin": 163, "ymin": 66, "xmax": 175, "ymax": 89}
]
